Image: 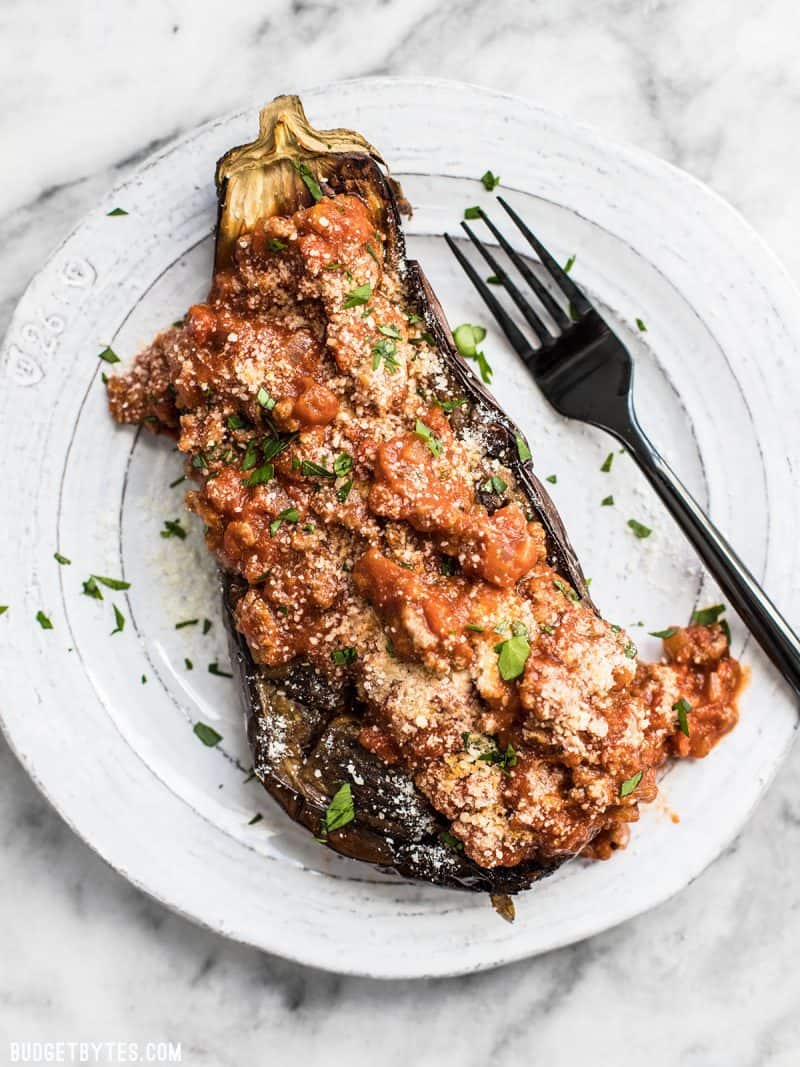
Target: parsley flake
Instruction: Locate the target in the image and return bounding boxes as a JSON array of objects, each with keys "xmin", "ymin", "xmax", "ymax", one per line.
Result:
[
  {"xmin": 54, "ymin": 552, "xmax": 71, "ymax": 565},
  {"xmin": 106, "ymin": 207, "xmax": 128, "ymax": 216},
  {"xmin": 331, "ymin": 646, "xmax": 357, "ymax": 666},
  {"xmin": 414, "ymin": 420, "xmax": 441, "ymax": 457},
  {"xmin": 601, "ymin": 452, "xmax": 614, "ymax": 473},
  {"xmin": 208, "ymin": 662, "xmax": 233, "ymax": 679},
  {"xmin": 464, "ymin": 206, "xmax": 482, "ymax": 220},
  {"xmin": 193, "ymin": 722, "xmax": 222, "ymax": 746},
  {"xmin": 270, "ymin": 507, "xmax": 299, "ymax": 537},
  {"xmin": 98, "ymin": 346, "xmax": 120, "ymax": 364},
  {"xmin": 692, "ymin": 604, "xmax": 726, "ymax": 626},
  {"xmin": 674, "ymin": 697, "xmax": 692, "ymax": 736},
  {"xmin": 601, "ymin": 495, "xmax": 614, "ymax": 506},
  {"xmin": 480, "ymin": 170, "xmax": 500, "ymax": 191},
  {"xmin": 343, "ymin": 283, "xmax": 372, "ymax": 309},
  {"xmin": 564, "ymin": 254, "xmax": 576, "ymax": 274},
  {"xmin": 494, "ymin": 633, "xmax": 531, "ymax": 681},
  {"xmin": 161, "ymin": 518, "xmax": 187, "ymax": 540},
  {"xmin": 627, "ymin": 519, "xmax": 652, "ymax": 539},
  {"xmin": 620, "ymin": 770, "xmax": 643, "ymax": 797},
  {"xmin": 650, "ymin": 627, "xmax": 678, "ymax": 639},
  {"xmin": 636, "ymin": 317, "xmax": 648, "ymax": 332},
  {"xmin": 319, "ymin": 782, "xmax": 355, "ymax": 838},
  {"xmin": 36, "ymin": 610, "xmax": 53, "ymax": 630},
  {"xmin": 110, "ymin": 604, "xmax": 125, "ymax": 635},
  {"xmin": 515, "ymin": 434, "xmax": 532, "ymax": 462},
  {"xmin": 291, "ymin": 160, "xmax": 323, "ymax": 202}
]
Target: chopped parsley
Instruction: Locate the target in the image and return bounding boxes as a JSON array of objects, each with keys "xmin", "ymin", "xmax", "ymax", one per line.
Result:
[
  {"xmin": 601, "ymin": 495, "xmax": 614, "ymax": 506},
  {"xmin": 243, "ymin": 463, "xmax": 274, "ymax": 487},
  {"xmin": 53, "ymin": 552, "xmax": 71, "ymax": 565},
  {"xmin": 414, "ymin": 420, "xmax": 441, "ymax": 457},
  {"xmin": 333, "ymin": 453, "xmax": 353, "ymax": 477},
  {"xmin": 98, "ymin": 346, "xmax": 120, "ymax": 364},
  {"xmin": 466, "ymin": 623, "xmax": 485, "ymax": 633},
  {"xmin": 193, "ymin": 722, "xmax": 223, "ymax": 746},
  {"xmin": 319, "ymin": 782, "xmax": 355, "ymax": 838},
  {"xmin": 161, "ymin": 518, "xmax": 187, "ymax": 540},
  {"xmin": 515, "ymin": 434, "xmax": 532, "ymax": 463},
  {"xmin": 463, "ymin": 733, "xmax": 518, "ymax": 773},
  {"xmin": 432, "ymin": 395, "xmax": 467, "ymax": 413},
  {"xmin": 553, "ymin": 578, "xmax": 579, "ymax": 602},
  {"xmin": 600, "ymin": 452, "xmax": 614, "ymax": 473},
  {"xmin": 94, "ymin": 575, "xmax": 130, "ymax": 591},
  {"xmin": 619, "ymin": 770, "xmax": 643, "ymax": 797},
  {"xmin": 636, "ymin": 317, "xmax": 648, "ymax": 332},
  {"xmin": 624, "ymin": 641, "xmax": 638, "ymax": 659},
  {"xmin": 464, "ymin": 206, "xmax": 482, "ymax": 219},
  {"xmin": 453, "ymin": 323, "xmax": 493, "ymax": 383},
  {"xmin": 674, "ymin": 697, "xmax": 692, "ymax": 736},
  {"xmin": 208, "ymin": 662, "xmax": 233, "ymax": 679},
  {"xmin": 291, "ymin": 160, "xmax": 323, "ymax": 202},
  {"xmin": 545, "ymin": 474, "xmax": 557, "ymax": 485},
  {"xmin": 342, "ymin": 283, "xmax": 372, "ymax": 309},
  {"xmin": 202, "ymin": 619, "xmax": 212, "ymax": 635},
  {"xmin": 366, "ymin": 242, "xmax": 381, "ymax": 264},
  {"xmin": 336, "ymin": 478, "xmax": 354, "ymax": 503},
  {"xmin": 440, "ymin": 555, "xmax": 459, "ymax": 576},
  {"xmin": 267, "ymin": 237, "xmax": 287, "ymax": 253},
  {"xmin": 248, "ymin": 813, "xmax": 263, "ymax": 825},
  {"xmin": 377, "ymin": 323, "xmax": 401, "ymax": 339},
  {"xmin": 184, "ymin": 658, "xmax": 193, "ymax": 671},
  {"xmin": 486, "ymin": 274, "xmax": 501, "ymax": 285},
  {"xmin": 141, "ymin": 674, "xmax": 147, "ymax": 684},
  {"xmin": 692, "ymin": 604, "xmax": 726, "ymax": 626},
  {"xmin": 0, "ymin": 606, "xmax": 8, "ymax": 616},
  {"xmin": 331, "ymin": 646, "xmax": 357, "ymax": 666},
  {"xmin": 269, "ymin": 507, "xmax": 299, "ymax": 537},
  {"xmin": 175, "ymin": 619, "xmax": 199, "ymax": 629},
  {"xmin": 627, "ymin": 519, "xmax": 652, "ymax": 539},
  {"xmin": 106, "ymin": 207, "xmax": 128, "ymax": 216},
  {"xmin": 257, "ymin": 387, "xmax": 276, "ymax": 410},
  {"xmin": 110, "ymin": 604, "xmax": 125, "ymax": 635},
  {"xmin": 564, "ymin": 254, "xmax": 576, "ymax": 274},
  {"xmin": 649, "ymin": 627, "xmax": 678, "ymax": 639},
  {"xmin": 82, "ymin": 576, "xmax": 103, "ymax": 600},
  {"xmin": 721, "ymin": 618, "xmax": 732, "ymax": 644},
  {"xmin": 372, "ymin": 338, "xmax": 400, "ymax": 373},
  {"xmin": 440, "ymin": 831, "xmax": 464, "ymax": 852},
  {"xmin": 300, "ymin": 459, "xmax": 335, "ymax": 479},
  {"xmin": 481, "ymin": 474, "xmax": 508, "ymax": 495},
  {"xmin": 494, "ymin": 633, "xmax": 531, "ymax": 681},
  {"xmin": 35, "ymin": 610, "xmax": 53, "ymax": 630},
  {"xmin": 480, "ymin": 170, "xmax": 500, "ymax": 191},
  {"xmin": 169, "ymin": 474, "xmax": 187, "ymax": 488}
]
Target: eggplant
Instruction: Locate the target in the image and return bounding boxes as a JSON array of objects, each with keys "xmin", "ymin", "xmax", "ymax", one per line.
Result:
[{"xmin": 215, "ymin": 97, "xmax": 592, "ymax": 896}]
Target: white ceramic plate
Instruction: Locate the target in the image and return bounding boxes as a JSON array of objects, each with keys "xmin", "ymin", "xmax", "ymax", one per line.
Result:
[{"xmin": 2, "ymin": 78, "xmax": 799, "ymax": 979}]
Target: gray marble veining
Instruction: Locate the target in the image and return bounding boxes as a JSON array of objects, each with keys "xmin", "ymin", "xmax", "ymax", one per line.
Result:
[{"xmin": 2, "ymin": 0, "xmax": 800, "ymax": 1063}]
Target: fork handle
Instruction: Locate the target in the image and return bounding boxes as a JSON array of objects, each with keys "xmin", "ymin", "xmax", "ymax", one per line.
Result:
[{"xmin": 618, "ymin": 417, "xmax": 800, "ymax": 697}]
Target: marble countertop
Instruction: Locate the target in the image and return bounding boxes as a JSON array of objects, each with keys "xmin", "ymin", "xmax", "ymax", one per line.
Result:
[{"xmin": 3, "ymin": 1, "xmax": 800, "ymax": 1063}]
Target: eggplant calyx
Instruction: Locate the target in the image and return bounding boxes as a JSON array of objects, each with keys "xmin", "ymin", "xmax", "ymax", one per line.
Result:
[{"xmin": 214, "ymin": 94, "xmax": 392, "ymax": 268}]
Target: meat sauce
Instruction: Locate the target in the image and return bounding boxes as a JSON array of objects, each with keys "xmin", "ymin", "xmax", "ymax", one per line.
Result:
[{"xmin": 108, "ymin": 192, "xmax": 742, "ymax": 869}]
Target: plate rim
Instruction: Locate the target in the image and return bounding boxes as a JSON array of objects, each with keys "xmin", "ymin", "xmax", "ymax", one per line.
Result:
[{"xmin": 2, "ymin": 75, "xmax": 800, "ymax": 978}]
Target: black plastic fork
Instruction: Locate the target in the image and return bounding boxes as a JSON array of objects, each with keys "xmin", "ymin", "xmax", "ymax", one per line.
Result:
[{"xmin": 446, "ymin": 198, "xmax": 800, "ymax": 697}]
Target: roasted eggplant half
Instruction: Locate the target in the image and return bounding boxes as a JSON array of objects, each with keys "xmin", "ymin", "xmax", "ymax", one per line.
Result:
[{"xmin": 108, "ymin": 96, "xmax": 742, "ymax": 905}]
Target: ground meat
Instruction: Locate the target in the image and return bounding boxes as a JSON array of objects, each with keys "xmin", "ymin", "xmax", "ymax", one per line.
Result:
[{"xmin": 107, "ymin": 190, "xmax": 743, "ymax": 870}]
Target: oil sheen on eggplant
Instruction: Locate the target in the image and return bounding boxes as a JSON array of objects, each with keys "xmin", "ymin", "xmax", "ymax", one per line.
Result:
[{"xmin": 215, "ymin": 96, "xmax": 581, "ymax": 894}]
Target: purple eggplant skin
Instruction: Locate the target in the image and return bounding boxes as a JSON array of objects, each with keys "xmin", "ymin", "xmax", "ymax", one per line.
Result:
[{"xmin": 216, "ymin": 97, "xmax": 591, "ymax": 895}]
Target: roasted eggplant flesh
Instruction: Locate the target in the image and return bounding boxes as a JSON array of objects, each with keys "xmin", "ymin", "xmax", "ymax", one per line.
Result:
[{"xmin": 107, "ymin": 95, "xmax": 742, "ymax": 899}]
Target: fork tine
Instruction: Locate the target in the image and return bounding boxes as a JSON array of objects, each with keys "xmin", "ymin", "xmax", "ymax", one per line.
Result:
[
  {"xmin": 460, "ymin": 221, "xmax": 555, "ymax": 343},
  {"xmin": 497, "ymin": 197, "xmax": 592, "ymax": 316},
  {"xmin": 478, "ymin": 211, "xmax": 572, "ymax": 330},
  {"xmin": 444, "ymin": 234, "xmax": 537, "ymax": 361}
]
